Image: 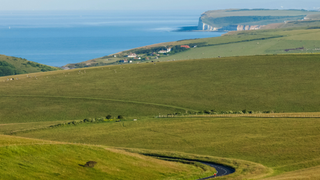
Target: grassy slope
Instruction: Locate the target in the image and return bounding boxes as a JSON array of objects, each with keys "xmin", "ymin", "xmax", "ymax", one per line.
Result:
[
  {"xmin": 76, "ymin": 27, "xmax": 320, "ymax": 66},
  {"xmin": 0, "ymin": 55, "xmax": 60, "ymax": 76},
  {"xmin": 0, "ymin": 135, "xmax": 214, "ymax": 180},
  {"xmin": 155, "ymin": 28, "xmax": 320, "ymax": 61},
  {"xmin": 262, "ymin": 165, "xmax": 320, "ymax": 180},
  {"xmin": 2, "ymin": 54, "xmax": 320, "ymax": 123},
  {"xmin": 200, "ymin": 9, "xmax": 320, "ymax": 27},
  {"xmin": 14, "ymin": 117, "xmax": 320, "ymax": 178}
]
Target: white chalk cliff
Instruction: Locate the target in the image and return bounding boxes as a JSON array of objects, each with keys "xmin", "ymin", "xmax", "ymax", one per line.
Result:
[{"xmin": 198, "ymin": 18, "xmax": 264, "ymax": 31}]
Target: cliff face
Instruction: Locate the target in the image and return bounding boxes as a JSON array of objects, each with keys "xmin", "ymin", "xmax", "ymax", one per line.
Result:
[
  {"xmin": 197, "ymin": 9, "xmax": 319, "ymax": 31},
  {"xmin": 198, "ymin": 18, "xmax": 218, "ymax": 31},
  {"xmin": 198, "ymin": 17, "xmax": 264, "ymax": 31}
]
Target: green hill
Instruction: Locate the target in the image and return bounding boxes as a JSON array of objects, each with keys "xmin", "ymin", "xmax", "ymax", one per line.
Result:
[
  {"xmin": 0, "ymin": 135, "xmax": 213, "ymax": 180},
  {"xmin": 3, "ymin": 53, "xmax": 320, "ymax": 179},
  {"xmin": 0, "ymin": 54, "xmax": 60, "ymax": 77},
  {"xmin": 13, "ymin": 116, "xmax": 320, "ymax": 179},
  {"xmin": 65, "ymin": 24, "xmax": 320, "ymax": 68},
  {"xmin": 2, "ymin": 54, "xmax": 320, "ymax": 123},
  {"xmin": 198, "ymin": 9, "xmax": 320, "ymax": 31}
]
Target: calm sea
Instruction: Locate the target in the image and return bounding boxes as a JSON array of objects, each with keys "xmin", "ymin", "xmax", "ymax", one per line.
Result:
[{"xmin": 0, "ymin": 10, "xmax": 224, "ymax": 66}]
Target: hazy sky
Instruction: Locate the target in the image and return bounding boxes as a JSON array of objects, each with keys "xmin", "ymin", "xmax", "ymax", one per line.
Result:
[{"xmin": 0, "ymin": 0, "xmax": 319, "ymax": 11}]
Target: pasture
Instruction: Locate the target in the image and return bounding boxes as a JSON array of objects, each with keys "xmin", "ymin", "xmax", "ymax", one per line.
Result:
[
  {"xmin": 1, "ymin": 54, "xmax": 320, "ymax": 123},
  {"xmin": 12, "ymin": 117, "xmax": 320, "ymax": 179},
  {"xmin": 0, "ymin": 135, "xmax": 214, "ymax": 180},
  {"xmin": 2, "ymin": 53, "xmax": 320, "ymax": 179},
  {"xmin": 80, "ymin": 27, "xmax": 320, "ymax": 66}
]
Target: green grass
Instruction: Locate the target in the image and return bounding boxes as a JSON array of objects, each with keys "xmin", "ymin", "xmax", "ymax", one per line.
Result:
[
  {"xmin": 76, "ymin": 27, "xmax": 320, "ymax": 67},
  {"xmin": 199, "ymin": 9, "xmax": 320, "ymax": 28},
  {"xmin": 0, "ymin": 54, "xmax": 60, "ymax": 77},
  {"xmin": 2, "ymin": 54, "xmax": 320, "ymax": 123},
  {"xmin": 14, "ymin": 117, "xmax": 320, "ymax": 178},
  {"xmin": 0, "ymin": 135, "xmax": 215, "ymax": 180}
]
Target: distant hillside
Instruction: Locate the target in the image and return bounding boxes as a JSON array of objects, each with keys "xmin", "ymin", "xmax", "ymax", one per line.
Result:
[
  {"xmin": 3, "ymin": 54, "xmax": 320, "ymax": 123},
  {"xmin": 198, "ymin": 9, "xmax": 320, "ymax": 31},
  {"xmin": 0, "ymin": 55, "xmax": 60, "ymax": 77},
  {"xmin": 63, "ymin": 23, "xmax": 320, "ymax": 68}
]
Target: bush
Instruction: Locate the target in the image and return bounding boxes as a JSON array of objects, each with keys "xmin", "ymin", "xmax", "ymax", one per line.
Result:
[
  {"xmin": 204, "ymin": 110, "xmax": 211, "ymax": 114},
  {"xmin": 106, "ymin": 115, "xmax": 112, "ymax": 119},
  {"xmin": 118, "ymin": 115, "xmax": 124, "ymax": 119}
]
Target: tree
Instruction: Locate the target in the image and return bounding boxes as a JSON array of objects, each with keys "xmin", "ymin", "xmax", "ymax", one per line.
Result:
[
  {"xmin": 118, "ymin": 115, "xmax": 124, "ymax": 119},
  {"xmin": 106, "ymin": 115, "xmax": 112, "ymax": 119}
]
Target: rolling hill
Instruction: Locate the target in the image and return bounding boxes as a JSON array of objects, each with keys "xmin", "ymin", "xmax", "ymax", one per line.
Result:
[
  {"xmin": 3, "ymin": 53, "xmax": 320, "ymax": 179},
  {"xmin": 0, "ymin": 135, "xmax": 214, "ymax": 180},
  {"xmin": 0, "ymin": 54, "xmax": 60, "ymax": 77},
  {"xmin": 198, "ymin": 9, "xmax": 320, "ymax": 31},
  {"xmin": 65, "ymin": 23, "xmax": 320, "ymax": 69},
  {"xmin": 2, "ymin": 54, "xmax": 320, "ymax": 123}
]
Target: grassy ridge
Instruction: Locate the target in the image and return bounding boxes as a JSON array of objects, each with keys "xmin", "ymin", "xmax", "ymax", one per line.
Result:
[
  {"xmin": 14, "ymin": 117, "xmax": 320, "ymax": 177},
  {"xmin": 200, "ymin": 9, "xmax": 320, "ymax": 27},
  {"xmin": 2, "ymin": 54, "xmax": 320, "ymax": 123},
  {"xmin": 75, "ymin": 27, "xmax": 320, "ymax": 67},
  {"xmin": 0, "ymin": 135, "xmax": 214, "ymax": 180},
  {"xmin": 0, "ymin": 55, "xmax": 60, "ymax": 77}
]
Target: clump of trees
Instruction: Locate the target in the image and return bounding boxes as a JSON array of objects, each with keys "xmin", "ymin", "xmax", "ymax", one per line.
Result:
[{"xmin": 167, "ymin": 109, "xmax": 276, "ymax": 116}]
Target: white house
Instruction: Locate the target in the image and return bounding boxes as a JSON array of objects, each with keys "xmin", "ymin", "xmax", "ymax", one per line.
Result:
[
  {"xmin": 158, "ymin": 48, "xmax": 172, "ymax": 54},
  {"xmin": 128, "ymin": 53, "xmax": 137, "ymax": 58}
]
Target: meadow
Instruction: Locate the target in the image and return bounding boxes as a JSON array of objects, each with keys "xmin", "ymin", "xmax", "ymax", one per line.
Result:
[
  {"xmin": 2, "ymin": 53, "xmax": 320, "ymax": 179},
  {"xmin": 0, "ymin": 135, "xmax": 215, "ymax": 180},
  {"xmin": 12, "ymin": 117, "xmax": 320, "ymax": 179},
  {"xmin": 0, "ymin": 55, "xmax": 60, "ymax": 76},
  {"xmin": 1, "ymin": 54, "xmax": 320, "ymax": 123},
  {"xmin": 77, "ymin": 26, "xmax": 320, "ymax": 67}
]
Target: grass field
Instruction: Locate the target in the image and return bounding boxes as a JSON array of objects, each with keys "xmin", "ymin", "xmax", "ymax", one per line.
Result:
[
  {"xmin": 72, "ymin": 26, "xmax": 320, "ymax": 67},
  {"xmin": 2, "ymin": 52, "xmax": 320, "ymax": 179},
  {"xmin": 200, "ymin": 9, "xmax": 320, "ymax": 28},
  {"xmin": 0, "ymin": 135, "xmax": 215, "ymax": 180},
  {"xmin": 2, "ymin": 54, "xmax": 320, "ymax": 123},
  {"xmin": 0, "ymin": 54, "xmax": 60, "ymax": 77},
  {"xmin": 12, "ymin": 117, "xmax": 320, "ymax": 179}
]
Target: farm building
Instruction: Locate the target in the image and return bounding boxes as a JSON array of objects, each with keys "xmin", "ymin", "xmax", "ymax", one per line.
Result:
[
  {"xmin": 128, "ymin": 53, "xmax": 137, "ymax": 58},
  {"xmin": 181, "ymin": 45, "xmax": 190, "ymax": 49}
]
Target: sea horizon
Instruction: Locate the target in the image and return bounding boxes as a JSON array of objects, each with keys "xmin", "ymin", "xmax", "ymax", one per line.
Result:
[{"xmin": 0, "ymin": 10, "xmax": 225, "ymax": 67}]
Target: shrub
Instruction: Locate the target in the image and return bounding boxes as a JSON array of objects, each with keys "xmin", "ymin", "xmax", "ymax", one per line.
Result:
[
  {"xmin": 118, "ymin": 115, "xmax": 124, "ymax": 119},
  {"xmin": 106, "ymin": 115, "xmax": 112, "ymax": 119},
  {"xmin": 204, "ymin": 110, "xmax": 211, "ymax": 114}
]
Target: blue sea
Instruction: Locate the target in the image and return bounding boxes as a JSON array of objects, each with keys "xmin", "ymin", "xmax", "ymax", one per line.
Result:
[{"xmin": 0, "ymin": 10, "xmax": 224, "ymax": 67}]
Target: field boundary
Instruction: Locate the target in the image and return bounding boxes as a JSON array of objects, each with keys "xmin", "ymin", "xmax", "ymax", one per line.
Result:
[
  {"xmin": 158, "ymin": 112, "xmax": 320, "ymax": 118},
  {"xmin": 0, "ymin": 95, "xmax": 198, "ymax": 112}
]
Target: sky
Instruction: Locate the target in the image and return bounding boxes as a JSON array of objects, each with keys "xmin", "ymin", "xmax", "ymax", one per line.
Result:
[{"xmin": 0, "ymin": 0, "xmax": 319, "ymax": 11}]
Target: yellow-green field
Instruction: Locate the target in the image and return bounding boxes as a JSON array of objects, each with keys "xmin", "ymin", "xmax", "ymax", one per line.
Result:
[
  {"xmin": 2, "ymin": 54, "xmax": 320, "ymax": 123},
  {"xmin": 10, "ymin": 117, "xmax": 320, "ymax": 179},
  {"xmin": 77, "ymin": 26, "xmax": 320, "ymax": 67},
  {"xmin": 0, "ymin": 135, "xmax": 215, "ymax": 180},
  {"xmin": 2, "ymin": 53, "xmax": 320, "ymax": 179}
]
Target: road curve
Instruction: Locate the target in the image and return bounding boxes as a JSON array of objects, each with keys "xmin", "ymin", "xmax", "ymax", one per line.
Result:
[
  {"xmin": 198, "ymin": 161, "xmax": 235, "ymax": 179},
  {"xmin": 151, "ymin": 155, "xmax": 235, "ymax": 179}
]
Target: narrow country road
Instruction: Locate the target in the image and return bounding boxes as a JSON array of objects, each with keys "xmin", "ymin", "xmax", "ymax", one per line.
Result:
[
  {"xmin": 151, "ymin": 155, "xmax": 235, "ymax": 179},
  {"xmin": 198, "ymin": 161, "xmax": 235, "ymax": 179}
]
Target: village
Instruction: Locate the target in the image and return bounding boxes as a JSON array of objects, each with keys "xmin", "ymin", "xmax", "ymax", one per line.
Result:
[{"xmin": 117, "ymin": 45, "xmax": 191, "ymax": 64}]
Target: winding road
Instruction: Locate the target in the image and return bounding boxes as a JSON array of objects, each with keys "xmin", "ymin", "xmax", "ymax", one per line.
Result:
[
  {"xmin": 198, "ymin": 161, "xmax": 235, "ymax": 179},
  {"xmin": 151, "ymin": 155, "xmax": 235, "ymax": 179}
]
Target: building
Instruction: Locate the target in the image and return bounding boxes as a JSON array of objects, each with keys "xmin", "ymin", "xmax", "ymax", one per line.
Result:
[
  {"xmin": 158, "ymin": 48, "xmax": 172, "ymax": 54},
  {"xmin": 158, "ymin": 50, "xmax": 167, "ymax": 54},
  {"xmin": 119, "ymin": 59, "xmax": 128, "ymax": 63},
  {"xmin": 128, "ymin": 53, "xmax": 137, "ymax": 58},
  {"xmin": 181, "ymin": 45, "xmax": 190, "ymax": 49}
]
